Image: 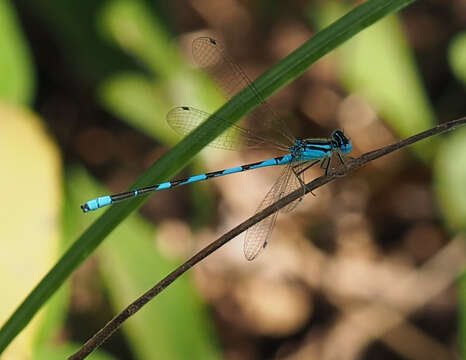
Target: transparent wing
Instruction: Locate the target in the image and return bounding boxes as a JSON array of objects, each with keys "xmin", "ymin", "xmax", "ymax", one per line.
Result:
[
  {"xmin": 280, "ymin": 162, "xmax": 307, "ymax": 213},
  {"xmin": 192, "ymin": 37, "xmax": 295, "ymax": 147},
  {"xmin": 167, "ymin": 106, "xmax": 288, "ymax": 151},
  {"xmin": 243, "ymin": 165, "xmax": 296, "ymax": 261},
  {"xmin": 282, "ymin": 158, "xmax": 328, "ymax": 212}
]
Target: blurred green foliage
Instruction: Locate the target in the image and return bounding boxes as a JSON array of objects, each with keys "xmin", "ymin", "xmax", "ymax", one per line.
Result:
[
  {"xmin": 447, "ymin": 30, "xmax": 466, "ymax": 355},
  {"xmin": 313, "ymin": 1, "xmax": 435, "ymax": 159},
  {"xmin": 435, "ymin": 129, "xmax": 466, "ymax": 231},
  {"xmin": 449, "ymin": 32, "xmax": 466, "ymax": 86},
  {"xmin": 0, "ymin": 0, "xmax": 34, "ymax": 104}
]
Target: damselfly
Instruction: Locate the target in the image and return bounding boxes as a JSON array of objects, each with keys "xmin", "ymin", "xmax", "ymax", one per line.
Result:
[{"xmin": 81, "ymin": 37, "xmax": 352, "ymax": 260}]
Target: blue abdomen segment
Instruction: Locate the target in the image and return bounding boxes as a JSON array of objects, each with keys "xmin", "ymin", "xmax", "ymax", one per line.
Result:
[
  {"xmin": 248, "ymin": 154, "xmax": 292, "ymax": 169},
  {"xmin": 182, "ymin": 174, "xmax": 207, "ymax": 184},
  {"xmin": 156, "ymin": 182, "xmax": 171, "ymax": 190},
  {"xmin": 221, "ymin": 166, "xmax": 243, "ymax": 175},
  {"xmin": 81, "ymin": 196, "xmax": 112, "ymax": 213}
]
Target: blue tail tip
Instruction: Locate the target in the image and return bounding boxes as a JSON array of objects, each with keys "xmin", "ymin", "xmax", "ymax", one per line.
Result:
[{"xmin": 80, "ymin": 196, "xmax": 112, "ymax": 213}]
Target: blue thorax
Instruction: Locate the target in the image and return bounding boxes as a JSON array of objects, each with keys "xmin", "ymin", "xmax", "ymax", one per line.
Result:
[{"xmin": 289, "ymin": 130, "xmax": 352, "ymax": 162}]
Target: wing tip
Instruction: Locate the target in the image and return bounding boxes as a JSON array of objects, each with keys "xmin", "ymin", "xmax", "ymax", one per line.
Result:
[{"xmin": 243, "ymin": 240, "xmax": 267, "ymax": 261}]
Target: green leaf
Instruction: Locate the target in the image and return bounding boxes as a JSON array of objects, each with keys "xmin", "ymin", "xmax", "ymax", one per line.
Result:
[
  {"xmin": 0, "ymin": 102, "xmax": 61, "ymax": 357},
  {"xmin": 98, "ymin": 73, "xmax": 176, "ymax": 143},
  {"xmin": 0, "ymin": 0, "xmax": 35, "ymax": 104},
  {"xmin": 434, "ymin": 128, "xmax": 466, "ymax": 231},
  {"xmin": 21, "ymin": 0, "xmax": 138, "ymax": 82},
  {"xmin": 98, "ymin": 0, "xmax": 181, "ymax": 77},
  {"xmin": 434, "ymin": 127, "xmax": 466, "ymax": 360},
  {"xmin": 449, "ymin": 32, "xmax": 466, "ymax": 86},
  {"xmin": 0, "ymin": 0, "xmax": 418, "ymax": 354}
]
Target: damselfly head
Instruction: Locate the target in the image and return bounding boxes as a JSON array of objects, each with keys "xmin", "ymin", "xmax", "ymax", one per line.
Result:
[{"xmin": 331, "ymin": 130, "xmax": 352, "ymax": 154}]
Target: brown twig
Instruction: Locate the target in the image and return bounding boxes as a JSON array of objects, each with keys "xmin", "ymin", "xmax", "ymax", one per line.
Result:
[{"xmin": 68, "ymin": 116, "xmax": 466, "ymax": 359}]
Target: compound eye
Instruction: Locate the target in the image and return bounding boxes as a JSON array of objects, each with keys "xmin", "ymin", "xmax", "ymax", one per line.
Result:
[
  {"xmin": 331, "ymin": 130, "xmax": 342, "ymax": 139},
  {"xmin": 331, "ymin": 130, "xmax": 341, "ymax": 143},
  {"xmin": 332, "ymin": 129, "xmax": 350, "ymax": 146}
]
